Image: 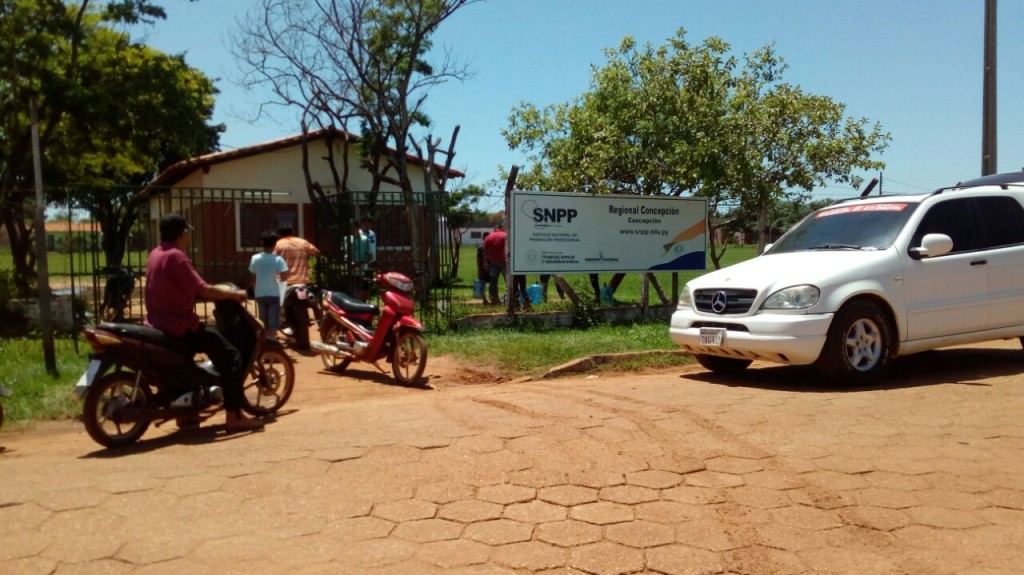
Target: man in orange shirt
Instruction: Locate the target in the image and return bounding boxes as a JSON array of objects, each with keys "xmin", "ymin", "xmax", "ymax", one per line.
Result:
[
  {"xmin": 274, "ymin": 225, "xmax": 320, "ymax": 350},
  {"xmin": 274, "ymin": 225, "xmax": 320, "ymax": 286}
]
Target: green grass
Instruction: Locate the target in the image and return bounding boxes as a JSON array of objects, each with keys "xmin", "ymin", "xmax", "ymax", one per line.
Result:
[
  {"xmin": 0, "ymin": 324, "xmax": 688, "ymax": 426},
  {"xmin": 430, "ymin": 321, "xmax": 691, "ymax": 377},
  {"xmin": 0, "ymin": 338, "xmax": 88, "ymax": 427},
  {"xmin": 0, "ymin": 244, "xmax": 760, "ymax": 424},
  {"xmin": 0, "ymin": 250, "xmax": 149, "ymax": 286}
]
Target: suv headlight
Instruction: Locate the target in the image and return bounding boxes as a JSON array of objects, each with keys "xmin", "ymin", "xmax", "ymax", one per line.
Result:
[
  {"xmin": 762, "ymin": 285, "xmax": 820, "ymax": 310},
  {"xmin": 678, "ymin": 285, "xmax": 693, "ymax": 307}
]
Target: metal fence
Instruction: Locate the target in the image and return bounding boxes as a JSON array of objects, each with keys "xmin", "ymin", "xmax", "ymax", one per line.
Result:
[
  {"xmin": 15, "ymin": 186, "xmax": 273, "ymax": 325},
  {"xmin": 4, "ymin": 185, "xmax": 453, "ymax": 330}
]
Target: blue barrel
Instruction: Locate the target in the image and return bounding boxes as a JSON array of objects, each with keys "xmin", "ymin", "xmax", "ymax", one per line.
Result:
[{"xmin": 526, "ymin": 282, "xmax": 543, "ymax": 305}]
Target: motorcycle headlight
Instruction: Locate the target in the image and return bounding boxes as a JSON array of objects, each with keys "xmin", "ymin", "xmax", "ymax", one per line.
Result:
[
  {"xmin": 678, "ymin": 285, "xmax": 693, "ymax": 307},
  {"xmin": 762, "ymin": 285, "xmax": 820, "ymax": 310}
]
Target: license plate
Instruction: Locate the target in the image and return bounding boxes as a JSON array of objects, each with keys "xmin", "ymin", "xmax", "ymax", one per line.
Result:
[
  {"xmin": 74, "ymin": 359, "xmax": 103, "ymax": 399},
  {"xmin": 699, "ymin": 328, "xmax": 726, "ymax": 346}
]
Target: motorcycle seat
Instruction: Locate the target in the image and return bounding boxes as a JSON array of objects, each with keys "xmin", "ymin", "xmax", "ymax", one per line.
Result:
[
  {"xmin": 328, "ymin": 291, "xmax": 379, "ymax": 316},
  {"xmin": 96, "ymin": 323, "xmax": 192, "ymax": 356}
]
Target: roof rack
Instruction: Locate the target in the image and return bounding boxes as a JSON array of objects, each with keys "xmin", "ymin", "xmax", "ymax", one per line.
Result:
[
  {"xmin": 927, "ymin": 170, "xmax": 1024, "ymax": 197},
  {"xmin": 955, "ymin": 170, "xmax": 1024, "ymax": 187}
]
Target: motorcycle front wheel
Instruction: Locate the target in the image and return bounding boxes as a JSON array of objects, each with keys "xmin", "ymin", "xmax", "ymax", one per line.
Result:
[
  {"xmin": 83, "ymin": 372, "xmax": 152, "ymax": 448},
  {"xmin": 391, "ymin": 331, "xmax": 428, "ymax": 386},
  {"xmin": 242, "ymin": 347, "xmax": 295, "ymax": 415}
]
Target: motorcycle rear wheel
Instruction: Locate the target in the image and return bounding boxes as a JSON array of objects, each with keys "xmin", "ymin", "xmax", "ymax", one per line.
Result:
[
  {"xmin": 391, "ymin": 331, "xmax": 428, "ymax": 386},
  {"xmin": 319, "ymin": 321, "xmax": 354, "ymax": 373},
  {"xmin": 83, "ymin": 372, "xmax": 152, "ymax": 448},
  {"xmin": 242, "ymin": 347, "xmax": 295, "ymax": 415},
  {"xmin": 285, "ymin": 300, "xmax": 311, "ymax": 349}
]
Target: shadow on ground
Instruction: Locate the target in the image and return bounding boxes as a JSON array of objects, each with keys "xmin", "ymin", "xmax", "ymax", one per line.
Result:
[{"xmin": 684, "ymin": 345, "xmax": 1024, "ymax": 393}]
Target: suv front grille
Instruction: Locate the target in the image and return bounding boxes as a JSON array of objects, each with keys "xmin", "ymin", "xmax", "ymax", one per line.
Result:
[{"xmin": 693, "ymin": 289, "xmax": 758, "ymax": 315}]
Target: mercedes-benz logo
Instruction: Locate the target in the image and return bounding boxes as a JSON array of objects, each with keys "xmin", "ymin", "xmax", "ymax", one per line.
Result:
[{"xmin": 711, "ymin": 291, "xmax": 728, "ymax": 314}]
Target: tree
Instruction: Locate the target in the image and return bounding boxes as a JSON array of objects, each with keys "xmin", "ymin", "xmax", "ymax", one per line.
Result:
[
  {"xmin": 55, "ymin": 33, "xmax": 222, "ymax": 269},
  {"xmin": 718, "ymin": 196, "xmax": 835, "ymax": 247},
  {"xmin": 232, "ymin": 0, "xmax": 479, "ymax": 288},
  {"xmin": 0, "ymin": 0, "xmax": 215, "ymax": 295},
  {"xmin": 440, "ymin": 182, "xmax": 486, "ymax": 277},
  {"xmin": 503, "ymin": 29, "xmax": 890, "ymax": 268}
]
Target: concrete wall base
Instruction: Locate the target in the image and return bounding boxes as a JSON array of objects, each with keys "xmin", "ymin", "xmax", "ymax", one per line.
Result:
[
  {"xmin": 457, "ymin": 303, "xmax": 677, "ymax": 331},
  {"xmin": 6, "ymin": 297, "xmax": 76, "ymax": 332}
]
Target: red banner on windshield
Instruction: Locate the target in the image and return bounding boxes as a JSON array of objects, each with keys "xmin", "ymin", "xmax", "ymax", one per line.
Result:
[{"xmin": 816, "ymin": 203, "xmax": 908, "ymax": 218}]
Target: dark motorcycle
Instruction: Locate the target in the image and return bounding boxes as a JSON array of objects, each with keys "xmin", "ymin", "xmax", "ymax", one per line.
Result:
[
  {"xmin": 99, "ymin": 265, "xmax": 136, "ymax": 322},
  {"xmin": 78, "ymin": 285, "xmax": 295, "ymax": 448},
  {"xmin": 281, "ymin": 284, "xmax": 316, "ymax": 350},
  {"xmin": 311, "ymin": 271, "xmax": 428, "ymax": 386}
]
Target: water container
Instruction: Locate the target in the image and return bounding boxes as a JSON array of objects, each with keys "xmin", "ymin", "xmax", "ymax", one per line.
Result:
[
  {"xmin": 600, "ymin": 285, "xmax": 614, "ymax": 306},
  {"xmin": 472, "ymin": 279, "xmax": 485, "ymax": 298},
  {"xmin": 526, "ymin": 282, "xmax": 543, "ymax": 305}
]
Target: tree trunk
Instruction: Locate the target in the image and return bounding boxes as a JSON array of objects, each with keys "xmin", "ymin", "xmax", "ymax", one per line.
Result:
[
  {"xmin": 2, "ymin": 208, "xmax": 36, "ymax": 296},
  {"xmin": 756, "ymin": 193, "xmax": 768, "ymax": 255}
]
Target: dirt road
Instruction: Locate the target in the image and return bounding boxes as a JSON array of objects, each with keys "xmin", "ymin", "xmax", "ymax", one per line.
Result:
[{"xmin": 2, "ymin": 340, "xmax": 1023, "ymax": 574}]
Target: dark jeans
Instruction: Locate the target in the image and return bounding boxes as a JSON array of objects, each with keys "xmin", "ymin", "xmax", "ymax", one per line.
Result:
[
  {"xmin": 175, "ymin": 325, "xmax": 244, "ymax": 411},
  {"xmin": 256, "ymin": 296, "xmax": 281, "ymax": 332},
  {"xmin": 539, "ymin": 274, "xmax": 565, "ymax": 300},
  {"xmin": 487, "ymin": 260, "xmax": 507, "ymax": 304},
  {"xmin": 513, "ymin": 275, "xmax": 528, "ymax": 305}
]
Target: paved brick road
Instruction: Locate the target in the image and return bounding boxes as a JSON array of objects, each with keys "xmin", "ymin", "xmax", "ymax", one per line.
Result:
[{"xmin": 2, "ymin": 340, "xmax": 1023, "ymax": 574}]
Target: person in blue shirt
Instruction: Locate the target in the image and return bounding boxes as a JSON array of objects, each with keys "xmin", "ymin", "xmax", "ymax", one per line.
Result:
[
  {"xmin": 249, "ymin": 231, "xmax": 288, "ymax": 339},
  {"xmin": 359, "ymin": 216, "xmax": 377, "ymax": 264}
]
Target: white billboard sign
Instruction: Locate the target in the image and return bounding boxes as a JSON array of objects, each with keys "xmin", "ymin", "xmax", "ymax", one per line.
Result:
[{"xmin": 509, "ymin": 191, "xmax": 707, "ymax": 274}]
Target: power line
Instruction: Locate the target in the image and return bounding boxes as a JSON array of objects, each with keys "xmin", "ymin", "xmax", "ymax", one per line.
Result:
[{"xmin": 880, "ymin": 177, "xmax": 933, "ymax": 192}]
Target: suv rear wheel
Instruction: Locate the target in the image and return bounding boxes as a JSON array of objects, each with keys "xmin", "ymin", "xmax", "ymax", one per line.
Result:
[{"xmin": 816, "ymin": 300, "xmax": 893, "ymax": 386}]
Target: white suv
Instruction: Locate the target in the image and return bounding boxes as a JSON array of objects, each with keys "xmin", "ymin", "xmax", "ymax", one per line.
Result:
[{"xmin": 669, "ymin": 171, "xmax": 1024, "ymax": 385}]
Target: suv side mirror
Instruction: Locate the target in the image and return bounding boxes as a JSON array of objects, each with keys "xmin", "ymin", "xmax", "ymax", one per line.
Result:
[{"xmin": 910, "ymin": 233, "xmax": 954, "ymax": 259}]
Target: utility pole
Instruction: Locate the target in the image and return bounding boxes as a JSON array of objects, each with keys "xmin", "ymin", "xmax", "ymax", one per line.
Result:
[{"xmin": 982, "ymin": 0, "xmax": 997, "ymax": 175}]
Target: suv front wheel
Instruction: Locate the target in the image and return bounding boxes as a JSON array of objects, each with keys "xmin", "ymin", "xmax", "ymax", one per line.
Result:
[{"xmin": 816, "ymin": 300, "xmax": 893, "ymax": 386}]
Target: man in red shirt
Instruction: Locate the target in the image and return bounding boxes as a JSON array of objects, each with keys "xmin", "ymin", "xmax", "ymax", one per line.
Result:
[
  {"xmin": 145, "ymin": 213, "xmax": 263, "ymax": 431},
  {"xmin": 482, "ymin": 222, "xmax": 508, "ymax": 305}
]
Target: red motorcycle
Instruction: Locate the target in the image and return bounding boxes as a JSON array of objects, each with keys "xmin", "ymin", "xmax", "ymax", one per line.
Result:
[{"xmin": 311, "ymin": 271, "xmax": 428, "ymax": 386}]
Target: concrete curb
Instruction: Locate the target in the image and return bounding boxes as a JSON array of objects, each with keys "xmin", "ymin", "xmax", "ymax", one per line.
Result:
[{"xmin": 543, "ymin": 349, "xmax": 692, "ymax": 378}]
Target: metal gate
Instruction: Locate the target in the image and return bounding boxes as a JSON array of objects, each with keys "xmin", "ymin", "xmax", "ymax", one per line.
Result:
[{"xmin": 311, "ymin": 189, "xmax": 452, "ymax": 331}]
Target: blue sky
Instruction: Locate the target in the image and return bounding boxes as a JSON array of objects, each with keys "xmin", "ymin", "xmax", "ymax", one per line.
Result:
[{"xmin": 134, "ymin": 1, "xmax": 1024, "ymax": 211}]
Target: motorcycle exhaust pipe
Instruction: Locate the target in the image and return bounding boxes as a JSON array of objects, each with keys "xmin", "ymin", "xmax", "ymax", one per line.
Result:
[{"xmin": 311, "ymin": 340, "xmax": 355, "ymax": 360}]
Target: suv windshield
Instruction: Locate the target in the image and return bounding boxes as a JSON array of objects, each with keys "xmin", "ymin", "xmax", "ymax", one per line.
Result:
[{"xmin": 768, "ymin": 202, "xmax": 919, "ymax": 254}]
